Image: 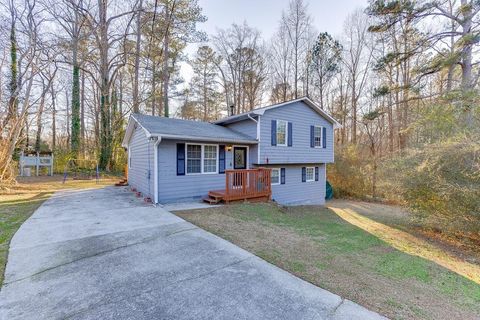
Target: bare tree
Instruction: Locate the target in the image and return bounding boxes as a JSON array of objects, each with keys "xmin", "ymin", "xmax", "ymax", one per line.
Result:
[
  {"xmin": 132, "ymin": 0, "xmax": 142, "ymax": 113},
  {"xmin": 78, "ymin": 0, "xmax": 138, "ymax": 169},
  {"xmin": 0, "ymin": 0, "xmax": 46, "ymax": 181},
  {"xmin": 281, "ymin": 0, "xmax": 312, "ymax": 98},
  {"xmin": 213, "ymin": 22, "xmax": 265, "ymax": 113},
  {"xmin": 268, "ymin": 24, "xmax": 294, "ymax": 103},
  {"xmin": 342, "ymin": 9, "xmax": 374, "ymax": 144}
]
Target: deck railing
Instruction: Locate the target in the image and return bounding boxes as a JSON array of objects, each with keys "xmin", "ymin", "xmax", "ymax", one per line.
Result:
[{"xmin": 224, "ymin": 168, "xmax": 271, "ymax": 202}]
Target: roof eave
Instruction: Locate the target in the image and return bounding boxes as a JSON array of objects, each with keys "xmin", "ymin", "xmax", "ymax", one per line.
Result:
[
  {"xmin": 122, "ymin": 114, "xmax": 153, "ymax": 147},
  {"xmin": 212, "ymin": 110, "xmax": 264, "ymax": 125},
  {"xmin": 151, "ymin": 133, "xmax": 258, "ymax": 144}
]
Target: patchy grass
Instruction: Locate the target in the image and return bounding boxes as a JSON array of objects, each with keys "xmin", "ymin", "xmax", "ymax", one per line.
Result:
[
  {"xmin": 0, "ymin": 175, "xmax": 118, "ymax": 286},
  {"xmin": 176, "ymin": 202, "xmax": 480, "ymax": 320}
]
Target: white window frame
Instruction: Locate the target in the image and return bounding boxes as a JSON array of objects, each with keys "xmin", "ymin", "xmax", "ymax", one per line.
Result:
[
  {"xmin": 276, "ymin": 120, "xmax": 288, "ymax": 146},
  {"xmin": 314, "ymin": 125, "xmax": 323, "ymax": 148},
  {"xmin": 186, "ymin": 143, "xmax": 219, "ymax": 175},
  {"xmin": 305, "ymin": 167, "xmax": 315, "ymax": 182},
  {"xmin": 271, "ymin": 168, "xmax": 281, "ymax": 185},
  {"xmin": 203, "ymin": 144, "xmax": 218, "ymax": 174}
]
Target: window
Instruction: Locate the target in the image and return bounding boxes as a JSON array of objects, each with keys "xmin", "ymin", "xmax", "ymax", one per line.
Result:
[
  {"xmin": 306, "ymin": 167, "xmax": 315, "ymax": 182},
  {"xmin": 187, "ymin": 145, "xmax": 202, "ymax": 174},
  {"xmin": 276, "ymin": 120, "xmax": 287, "ymax": 146},
  {"xmin": 203, "ymin": 145, "xmax": 218, "ymax": 173},
  {"xmin": 314, "ymin": 126, "xmax": 323, "ymax": 147},
  {"xmin": 186, "ymin": 144, "xmax": 218, "ymax": 174},
  {"xmin": 271, "ymin": 168, "xmax": 280, "ymax": 185}
]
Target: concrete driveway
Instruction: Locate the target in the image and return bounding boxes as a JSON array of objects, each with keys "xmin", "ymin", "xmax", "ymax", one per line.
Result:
[{"xmin": 0, "ymin": 187, "xmax": 385, "ymax": 320}]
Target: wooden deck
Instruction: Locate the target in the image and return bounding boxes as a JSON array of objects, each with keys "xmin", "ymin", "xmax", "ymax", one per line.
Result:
[{"xmin": 203, "ymin": 168, "xmax": 272, "ymax": 204}]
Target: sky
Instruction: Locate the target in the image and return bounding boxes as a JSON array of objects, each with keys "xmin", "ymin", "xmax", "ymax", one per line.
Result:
[
  {"xmin": 177, "ymin": 0, "xmax": 369, "ymax": 111},
  {"xmin": 197, "ymin": 0, "xmax": 369, "ymax": 40}
]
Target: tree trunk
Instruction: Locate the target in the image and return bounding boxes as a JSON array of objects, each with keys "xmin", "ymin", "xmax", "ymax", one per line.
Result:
[
  {"xmin": 132, "ymin": 0, "xmax": 143, "ymax": 113},
  {"xmin": 460, "ymin": 0, "xmax": 473, "ymax": 91},
  {"xmin": 162, "ymin": 2, "xmax": 170, "ymax": 117},
  {"xmin": 66, "ymin": 87, "xmax": 71, "ymax": 144},
  {"xmin": 81, "ymin": 69, "xmax": 85, "ymax": 152},
  {"xmin": 388, "ymin": 91, "xmax": 394, "ymax": 153},
  {"xmin": 7, "ymin": 21, "xmax": 18, "ymax": 124},
  {"xmin": 151, "ymin": 62, "xmax": 156, "ymax": 115},
  {"xmin": 35, "ymin": 92, "xmax": 45, "ymax": 152},
  {"xmin": 71, "ymin": 62, "xmax": 81, "ymax": 155},
  {"xmin": 51, "ymin": 85, "xmax": 56, "ymax": 150},
  {"xmin": 351, "ymin": 80, "xmax": 357, "ymax": 144},
  {"xmin": 98, "ymin": 0, "xmax": 112, "ymax": 170}
]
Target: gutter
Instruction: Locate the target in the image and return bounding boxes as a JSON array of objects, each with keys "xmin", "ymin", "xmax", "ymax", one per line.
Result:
[
  {"xmin": 153, "ymin": 136, "xmax": 162, "ymax": 205},
  {"xmin": 148, "ymin": 133, "xmax": 258, "ymax": 145}
]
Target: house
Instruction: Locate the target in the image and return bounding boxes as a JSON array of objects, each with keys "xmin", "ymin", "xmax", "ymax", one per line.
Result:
[{"xmin": 121, "ymin": 97, "xmax": 340, "ymax": 205}]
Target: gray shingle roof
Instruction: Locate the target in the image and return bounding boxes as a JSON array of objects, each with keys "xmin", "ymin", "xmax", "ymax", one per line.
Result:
[{"xmin": 132, "ymin": 113, "xmax": 257, "ymax": 144}]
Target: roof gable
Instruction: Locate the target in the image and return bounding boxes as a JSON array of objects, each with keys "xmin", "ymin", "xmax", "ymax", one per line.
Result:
[{"xmin": 214, "ymin": 97, "xmax": 341, "ymax": 128}]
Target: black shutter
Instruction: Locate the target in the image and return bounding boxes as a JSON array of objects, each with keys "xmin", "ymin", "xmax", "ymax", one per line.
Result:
[
  {"xmin": 323, "ymin": 127, "xmax": 327, "ymax": 148},
  {"xmin": 271, "ymin": 120, "xmax": 277, "ymax": 146},
  {"xmin": 219, "ymin": 145, "xmax": 226, "ymax": 174},
  {"xmin": 287, "ymin": 122, "xmax": 293, "ymax": 146},
  {"xmin": 302, "ymin": 167, "xmax": 306, "ymax": 182},
  {"xmin": 177, "ymin": 143, "xmax": 185, "ymax": 176},
  {"xmin": 315, "ymin": 167, "xmax": 319, "ymax": 181},
  {"xmin": 280, "ymin": 168, "xmax": 286, "ymax": 184},
  {"xmin": 310, "ymin": 126, "xmax": 315, "ymax": 148}
]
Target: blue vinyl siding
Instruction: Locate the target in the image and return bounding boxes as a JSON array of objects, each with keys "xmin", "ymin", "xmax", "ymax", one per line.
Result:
[
  {"xmin": 127, "ymin": 126, "xmax": 154, "ymax": 199},
  {"xmin": 268, "ymin": 164, "xmax": 326, "ymax": 205},
  {"xmin": 224, "ymin": 120, "xmax": 259, "ymax": 164},
  {"xmin": 259, "ymin": 101, "xmax": 334, "ymax": 164},
  {"xmin": 157, "ymin": 140, "xmax": 256, "ymax": 203},
  {"xmin": 225, "ymin": 119, "xmax": 257, "ymax": 140}
]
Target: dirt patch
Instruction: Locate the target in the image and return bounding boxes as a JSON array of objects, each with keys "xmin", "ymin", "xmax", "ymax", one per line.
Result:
[{"xmin": 176, "ymin": 203, "xmax": 480, "ymax": 320}]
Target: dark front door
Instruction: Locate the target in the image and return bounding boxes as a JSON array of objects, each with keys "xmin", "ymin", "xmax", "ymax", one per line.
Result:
[{"xmin": 233, "ymin": 147, "xmax": 247, "ymax": 169}]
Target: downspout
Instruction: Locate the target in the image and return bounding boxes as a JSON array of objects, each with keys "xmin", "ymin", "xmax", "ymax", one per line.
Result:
[
  {"xmin": 247, "ymin": 113, "xmax": 260, "ymax": 166},
  {"xmin": 153, "ymin": 136, "xmax": 162, "ymax": 205},
  {"xmin": 257, "ymin": 115, "xmax": 261, "ymax": 164}
]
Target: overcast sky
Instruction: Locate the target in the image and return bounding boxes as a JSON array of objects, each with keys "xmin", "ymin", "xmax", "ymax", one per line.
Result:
[
  {"xmin": 198, "ymin": 0, "xmax": 368, "ymax": 40},
  {"xmin": 177, "ymin": 0, "xmax": 369, "ymax": 112}
]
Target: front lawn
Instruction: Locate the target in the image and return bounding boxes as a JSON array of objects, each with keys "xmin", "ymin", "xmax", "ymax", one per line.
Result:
[
  {"xmin": 176, "ymin": 203, "xmax": 480, "ymax": 320},
  {"xmin": 0, "ymin": 175, "xmax": 117, "ymax": 286}
]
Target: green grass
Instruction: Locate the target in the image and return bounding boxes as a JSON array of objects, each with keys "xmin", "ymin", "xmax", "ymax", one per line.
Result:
[
  {"xmin": 375, "ymin": 252, "xmax": 432, "ymax": 283},
  {"xmin": 177, "ymin": 203, "xmax": 480, "ymax": 319},
  {"xmin": 0, "ymin": 193, "xmax": 52, "ymax": 286}
]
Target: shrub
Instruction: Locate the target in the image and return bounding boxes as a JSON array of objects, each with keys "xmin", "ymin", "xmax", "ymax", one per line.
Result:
[
  {"xmin": 329, "ymin": 134, "xmax": 480, "ymax": 238},
  {"xmin": 328, "ymin": 144, "xmax": 371, "ymax": 199},
  {"xmin": 382, "ymin": 134, "xmax": 480, "ymax": 233}
]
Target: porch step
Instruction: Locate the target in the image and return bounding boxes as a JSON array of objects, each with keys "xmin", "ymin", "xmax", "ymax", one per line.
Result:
[
  {"xmin": 115, "ymin": 180, "xmax": 128, "ymax": 186},
  {"xmin": 202, "ymin": 195, "xmax": 221, "ymax": 205},
  {"xmin": 208, "ymin": 190, "xmax": 225, "ymax": 200}
]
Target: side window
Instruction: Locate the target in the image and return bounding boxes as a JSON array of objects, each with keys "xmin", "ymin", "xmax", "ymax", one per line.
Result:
[
  {"xmin": 276, "ymin": 120, "xmax": 287, "ymax": 146},
  {"xmin": 186, "ymin": 144, "xmax": 202, "ymax": 174},
  {"xmin": 314, "ymin": 126, "xmax": 322, "ymax": 147},
  {"xmin": 271, "ymin": 168, "xmax": 280, "ymax": 185},
  {"xmin": 306, "ymin": 167, "xmax": 315, "ymax": 182}
]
